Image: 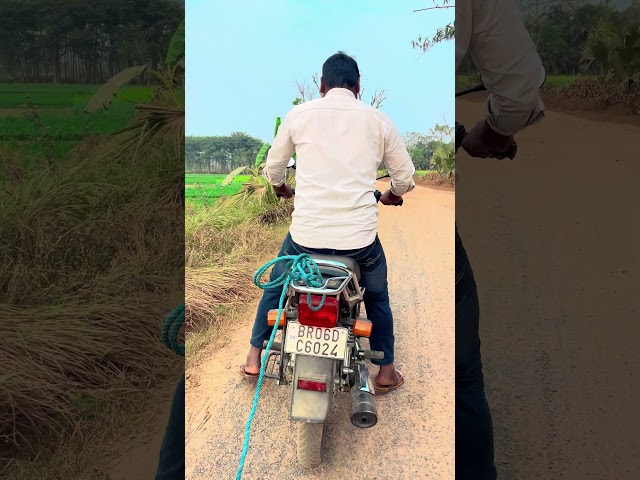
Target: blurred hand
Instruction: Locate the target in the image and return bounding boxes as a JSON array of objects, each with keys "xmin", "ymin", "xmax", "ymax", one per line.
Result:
[
  {"xmin": 379, "ymin": 190, "xmax": 403, "ymax": 206},
  {"xmin": 461, "ymin": 120, "xmax": 516, "ymax": 159},
  {"xmin": 274, "ymin": 183, "xmax": 294, "ymax": 199}
]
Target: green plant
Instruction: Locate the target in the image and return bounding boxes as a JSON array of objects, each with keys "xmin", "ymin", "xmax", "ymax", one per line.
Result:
[
  {"xmin": 21, "ymin": 98, "xmax": 56, "ymax": 167},
  {"xmin": 84, "ymin": 20, "xmax": 185, "ymax": 157},
  {"xmin": 582, "ymin": 16, "xmax": 640, "ymax": 91},
  {"xmin": 228, "ymin": 167, "xmax": 295, "ymax": 217}
]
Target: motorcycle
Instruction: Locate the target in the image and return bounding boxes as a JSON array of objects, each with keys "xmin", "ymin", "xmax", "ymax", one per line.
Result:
[{"xmin": 264, "ymin": 164, "xmax": 402, "ymax": 468}]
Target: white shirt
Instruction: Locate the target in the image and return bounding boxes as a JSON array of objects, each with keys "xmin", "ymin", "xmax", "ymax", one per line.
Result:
[
  {"xmin": 456, "ymin": 0, "xmax": 545, "ymax": 135},
  {"xmin": 264, "ymin": 88, "xmax": 415, "ymax": 250}
]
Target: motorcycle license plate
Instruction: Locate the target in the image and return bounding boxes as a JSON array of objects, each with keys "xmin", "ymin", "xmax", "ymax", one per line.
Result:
[{"xmin": 284, "ymin": 322, "xmax": 348, "ymax": 359}]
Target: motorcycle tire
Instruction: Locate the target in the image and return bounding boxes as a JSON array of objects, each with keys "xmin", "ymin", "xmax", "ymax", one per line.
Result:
[{"xmin": 296, "ymin": 421, "xmax": 324, "ymax": 468}]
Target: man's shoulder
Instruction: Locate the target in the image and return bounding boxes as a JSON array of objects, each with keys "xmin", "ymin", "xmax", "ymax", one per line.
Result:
[
  {"xmin": 357, "ymin": 103, "xmax": 395, "ymax": 137},
  {"xmin": 365, "ymin": 105, "xmax": 393, "ymax": 125},
  {"xmin": 287, "ymin": 97, "xmax": 394, "ymax": 126},
  {"xmin": 285, "ymin": 102, "xmax": 308, "ymax": 117}
]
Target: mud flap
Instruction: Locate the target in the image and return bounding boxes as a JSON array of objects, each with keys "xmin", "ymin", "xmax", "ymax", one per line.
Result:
[{"xmin": 290, "ymin": 355, "xmax": 336, "ymax": 423}]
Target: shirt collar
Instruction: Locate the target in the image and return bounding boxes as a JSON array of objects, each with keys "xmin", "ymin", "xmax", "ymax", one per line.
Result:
[{"xmin": 324, "ymin": 88, "xmax": 356, "ymax": 99}]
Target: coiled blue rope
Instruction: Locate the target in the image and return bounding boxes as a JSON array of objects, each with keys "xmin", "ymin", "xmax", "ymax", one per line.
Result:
[
  {"xmin": 235, "ymin": 253, "xmax": 325, "ymax": 479},
  {"xmin": 161, "ymin": 304, "xmax": 184, "ymax": 357}
]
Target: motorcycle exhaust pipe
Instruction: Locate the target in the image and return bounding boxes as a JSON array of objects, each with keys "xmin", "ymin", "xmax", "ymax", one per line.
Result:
[{"xmin": 350, "ymin": 362, "xmax": 378, "ymax": 428}]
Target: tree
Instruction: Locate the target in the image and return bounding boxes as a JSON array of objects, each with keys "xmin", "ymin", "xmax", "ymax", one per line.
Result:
[
  {"xmin": 292, "ymin": 74, "xmax": 388, "ymax": 108},
  {"xmin": 429, "ymin": 123, "xmax": 455, "ymax": 176},
  {"xmin": 0, "ymin": 0, "xmax": 182, "ymax": 83},
  {"xmin": 185, "ymin": 133, "xmax": 264, "ymax": 174},
  {"xmin": 403, "ymin": 132, "xmax": 439, "ymax": 170},
  {"xmin": 412, "ymin": 1, "xmax": 455, "ymax": 53}
]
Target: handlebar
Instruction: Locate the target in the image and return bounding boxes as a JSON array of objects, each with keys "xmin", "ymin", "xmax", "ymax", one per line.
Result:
[{"xmin": 374, "ymin": 189, "xmax": 403, "ymax": 206}]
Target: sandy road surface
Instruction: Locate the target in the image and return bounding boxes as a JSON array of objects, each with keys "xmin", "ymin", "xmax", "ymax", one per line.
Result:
[
  {"xmin": 186, "ymin": 183, "xmax": 455, "ymax": 480},
  {"xmin": 457, "ymin": 99, "xmax": 640, "ymax": 478}
]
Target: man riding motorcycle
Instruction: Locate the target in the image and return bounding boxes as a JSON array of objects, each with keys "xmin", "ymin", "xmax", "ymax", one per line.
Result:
[
  {"xmin": 240, "ymin": 51, "xmax": 415, "ymax": 393},
  {"xmin": 456, "ymin": 1, "xmax": 545, "ymax": 478}
]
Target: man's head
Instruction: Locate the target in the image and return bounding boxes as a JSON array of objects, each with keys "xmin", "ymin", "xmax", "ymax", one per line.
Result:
[{"xmin": 320, "ymin": 51, "xmax": 360, "ymax": 97}]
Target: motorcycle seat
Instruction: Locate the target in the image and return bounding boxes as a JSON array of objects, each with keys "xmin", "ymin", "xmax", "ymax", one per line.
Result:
[{"xmin": 309, "ymin": 254, "xmax": 361, "ymax": 282}]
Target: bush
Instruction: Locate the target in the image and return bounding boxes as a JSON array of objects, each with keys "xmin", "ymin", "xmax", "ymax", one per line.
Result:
[{"xmin": 543, "ymin": 76, "xmax": 640, "ymax": 113}]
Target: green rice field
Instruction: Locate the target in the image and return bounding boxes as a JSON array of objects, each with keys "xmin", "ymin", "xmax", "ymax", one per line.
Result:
[
  {"xmin": 0, "ymin": 83, "xmax": 154, "ymax": 162},
  {"xmin": 185, "ymin": 173, "xmax": 250, "ymax": 207}
]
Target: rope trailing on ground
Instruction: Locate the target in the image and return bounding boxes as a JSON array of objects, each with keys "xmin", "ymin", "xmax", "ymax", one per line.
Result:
[
  {"xmin": 236, "ymin": 253, "xmax": 326, "ymax": 480},
  {"xmin": 161, "ymin": 304, "xmax": 185, "ymax": 357}
]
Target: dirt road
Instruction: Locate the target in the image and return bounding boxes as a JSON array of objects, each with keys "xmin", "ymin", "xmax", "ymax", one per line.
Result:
[
  {"xmin": 457, "ymin": 99, "xmax": 640, "ymax": 478},
  {"xmin": 186, "ymin": 183, "xmax": 455, "ymax": 480}
]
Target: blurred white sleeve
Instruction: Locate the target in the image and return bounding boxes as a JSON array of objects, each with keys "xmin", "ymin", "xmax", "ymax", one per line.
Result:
[
  {"xmin": 383, "ymin": 120, "xmax": 416, "ymax": 196},
  {"xmin": 263, "ymin": 114, "xmax": 295, "ymax": 187},
  {"xmin": 460, "ymin": 0, "xmax": 546, "ymax": 136}
]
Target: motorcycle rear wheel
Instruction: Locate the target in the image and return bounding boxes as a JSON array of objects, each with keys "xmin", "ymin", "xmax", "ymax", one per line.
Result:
[{"xmin": 296, "ymin": 421, "xmax": 324, "ymax": 468}]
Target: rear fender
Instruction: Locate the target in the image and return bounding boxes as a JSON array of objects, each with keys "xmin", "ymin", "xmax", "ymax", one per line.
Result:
[{"xmin": 290, "ymin": 355, "xmax": 336, "ymax": 423}]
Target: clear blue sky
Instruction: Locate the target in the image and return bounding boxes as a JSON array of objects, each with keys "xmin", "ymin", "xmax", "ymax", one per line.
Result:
[{"xmin": 186, "ymin": 0, "xmax": 454, "ymax": 142}]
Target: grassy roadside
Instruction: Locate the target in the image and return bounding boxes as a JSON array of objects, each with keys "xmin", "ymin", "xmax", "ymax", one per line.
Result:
[
  {"xmin": 457, "ymin": 73, "xmax": 640, "ymax": 119},
  {"xmin": 378, "ymin": 169, "xmax": 455, "ymax": 189},
  {"xmin": 456, "ymin": 74, "xmax": 588, "ymax": 91},
  {"xmin": 185, "ymin": 190, "xmax": 292, "ymax": 366},
  {"xmin": 415, "ymin": 170, "xmax": 455, "ymax": 188},
  {"xmin": 0, "ymin": 109, "xmax": 183, "ymax": 477}
]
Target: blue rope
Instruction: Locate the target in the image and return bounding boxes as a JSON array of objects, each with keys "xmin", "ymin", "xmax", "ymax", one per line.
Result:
[
  {"xmin": 235, "ymin": 253, "xmax": 325, "ymax": 479},
  {"xmin": 161, "ymin": 304, "xmax": 184, "ymax": 357}
]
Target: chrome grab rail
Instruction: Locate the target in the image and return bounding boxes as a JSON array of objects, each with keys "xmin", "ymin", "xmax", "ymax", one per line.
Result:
[{"xmin": 290, "ymin": 259, "xmax": 353, "ymax": 295}]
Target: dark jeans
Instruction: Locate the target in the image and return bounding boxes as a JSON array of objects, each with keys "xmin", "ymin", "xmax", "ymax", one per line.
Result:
[
  {"xmin": 456, "ymin": 226, "xmax": 497, "ymax": 479},
  {"xmin": 250, "ymin": 233, "xmax": 395, "ymax": 366},
  {"xmin": 154, "ymin": 373, "xmax": 185, "ymax": 480}
]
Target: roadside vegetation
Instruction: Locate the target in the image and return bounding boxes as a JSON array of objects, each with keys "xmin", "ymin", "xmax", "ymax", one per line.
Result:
[
  {"xmin": 455, "ymin": 2, "xmax": 640, "ymax": 116},
  {"xmin": 0, "ymin": 4, "xmax": 184, "ymax": 477},
  {"xmin": 185, "ymin": 170, "xmax": 293, "ymax": 365}
]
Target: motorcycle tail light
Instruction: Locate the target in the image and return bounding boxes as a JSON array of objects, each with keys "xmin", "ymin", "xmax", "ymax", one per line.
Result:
[
  {"xmin": 298, "ymin": 295, "xmax": 338, "ymax": 328},
  {"xmin": 297, "ymin": 379, "xmax": 327, "ymax": 392}
]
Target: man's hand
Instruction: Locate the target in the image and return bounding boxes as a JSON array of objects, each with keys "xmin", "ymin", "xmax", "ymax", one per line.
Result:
[
  {"xmin": 461, "ymin": 120, "xmax": 517, "ymax": 159},
  {"xmin": 274, "ymin": 183, "xmax": 294, "ymax": 199},
  {"xmin": 379, "ymin": 189, "xmax": 403, "ymax": 206}
]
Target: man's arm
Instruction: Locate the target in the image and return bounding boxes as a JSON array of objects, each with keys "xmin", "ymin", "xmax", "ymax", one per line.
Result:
[
  {"xmin": 263, "ymin": 113, "xmax": 295, "ymax": 187},
  {"xmin": 466, "ymin": 0, "xmax": 545, "ymax": 136},
  {"xmin": 382, "ymin": 120, "xmax": 415, "ymax": 198}
]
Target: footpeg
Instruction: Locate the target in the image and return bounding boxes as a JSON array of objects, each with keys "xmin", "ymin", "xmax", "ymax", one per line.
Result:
[
  {"xmin": 263, "ymin": 340, "xmax": 282, "ymax": 351},
  {"xmin": 363, "ymin": 350, "xmax": 384, "ymax": 360}
]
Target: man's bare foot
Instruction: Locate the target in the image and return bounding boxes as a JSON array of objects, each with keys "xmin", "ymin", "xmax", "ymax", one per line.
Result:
[
  {"xmin": 373, "ymin": 364, "xmax": 404, "ymax": 393},
  {"xmin": 375, "ymin": 364, "xmax": 399, "ymax": 386},
  {"xmin": 240, "ymin": 345, "xmax": 262, "ymax": 376}
]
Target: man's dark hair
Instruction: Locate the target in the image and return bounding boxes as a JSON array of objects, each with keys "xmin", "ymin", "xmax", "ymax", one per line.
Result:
[{"xmin": 322, "ymin": 51, "xmax": 360, "ymax": 89}]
